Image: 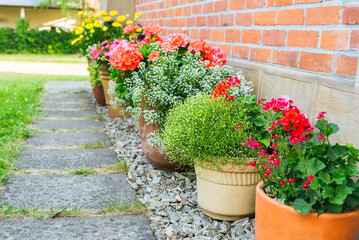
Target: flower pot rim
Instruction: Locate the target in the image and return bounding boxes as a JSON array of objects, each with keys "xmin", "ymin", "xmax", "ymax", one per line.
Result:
[{"xmin": 257, "ymin": 181, "xmax": 359, "ymax": 218}]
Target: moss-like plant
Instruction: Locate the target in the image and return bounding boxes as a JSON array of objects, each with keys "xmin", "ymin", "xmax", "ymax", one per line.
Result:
[{"xmin": 161, "ymin": 93, "xmax": 264, "ymax": 168}]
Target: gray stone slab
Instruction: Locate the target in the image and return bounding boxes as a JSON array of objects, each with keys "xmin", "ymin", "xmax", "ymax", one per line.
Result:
[
  {"xmin": 0, "ymin": 215, "xmax": 155, "ymax": 240},
  {"xmin": 42, "ymin": 97, "xmax": 92, "ymax": 104},
  {"xmin": 40, "ymin": 103, "xmax": 94, "ymax": 110},
  {"xmin": 25, "ymin": 132, "xmax": 111, "ymax": 147},
  {"xmin": 49, "ymin": 93, "xmax": 91, "ymax": 98},
  {"xmin": 46, "ymin": 81, "xmax": 90, "ymax": 93},
  {"xmin": 40, "ymin": 110, "xmax": 97, "ymax": 118},
  {"xmin": 35, "ymin": 120, "xmax": 103, "ymax": 131},
  {"xmin": 16, "ymin": 149, "xmax": 116, "ymax": 170},
  {"xmin": 0, "ymin": 174, "xmax": 135, "ymax": 208}
]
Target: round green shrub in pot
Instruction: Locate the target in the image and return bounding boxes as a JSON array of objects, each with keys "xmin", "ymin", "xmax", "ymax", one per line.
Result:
[{"xmin": 162, "ymin": 92, "xmax": 265, "ymax": 220}]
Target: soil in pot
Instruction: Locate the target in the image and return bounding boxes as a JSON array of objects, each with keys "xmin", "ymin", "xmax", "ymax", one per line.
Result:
[
  {"xmin": 255, "ymin": 182, "xmax": 359, "ymax": 240},
  {"xmin": 139, "ymin": 116, "xmax": 180, "ymax": 171},
  {"xmin": 195, "ymin": 162, "xmax": 260, "ymax": 221}
]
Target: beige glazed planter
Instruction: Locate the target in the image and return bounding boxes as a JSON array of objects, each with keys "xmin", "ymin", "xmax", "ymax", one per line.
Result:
[{"xmin": 195, "ymin": 161, "xmax": 260, "ymax": 221}]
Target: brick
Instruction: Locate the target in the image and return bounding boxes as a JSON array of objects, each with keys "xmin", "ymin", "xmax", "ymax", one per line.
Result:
[
  {"xmin": 350, "ymin": 30, "xmax": 359, "ymax": 50},
  {"xmin": 207, "ymin": 15, "xmax": 219, "ymax": 27},
  {"xmin": 211, "ymin": 29, "xmax": 225, "ymax": 42},
  {"xmin": 175, "ymin": 7, "xmax": 183, "ymax": 17},
  {"xmin": 306, "ymin": 6, "xmax": 341, "ymax": 25},
  {"xmin": 190, "ymin": 29, "xmax": 199, "ymax": 39},
  {"xmin": 295, "ymin": 0, "xmax": 322, "ymax": 3},
  {"xmin": 178, "ymin": 18, "xmax": 186, "ymax": 27},
  {"xmin": 229, "ymin": 0, "xmax": 246, "ymax": 10},
  {"xmin": 225, "ymin": 29, "xmax": 241, "ymax": 42},
  {"xmin": 277, "ymin": 9, "xmax": 304, "ymax": 25},
  {"xmin": 336, "ymin": 55, "xmax": 358, "ymax": 77},
  {"xmin": 254, "ymin": 11, "xmax": 276, "ymax": 26},
  {"xmin": 246, "ymin": 0, "xmax": 266, "ymax": 8},
  {"xmin": 235, "ymin": 13, "xmax": 253, "ymax": 26},
  {"xmin": 168, "ymin": 8, "xmax": 175, "ymax": 17},
  {"xmin": 267, "ymin": 0, "xmax": 292, "ymax": 7},
  {"xmin": 272, "ymin": 50, "xmax": 300, "ymax": 68},
  {"xmin": 192, "ymin": 4, "xmax": 202, "ymax": 15},
  {"xmin": 299, "ymin": 52, "xmax": 336, "ymax": 73},
  {"xmin": 241, "ymin": 30, "xmax": 261, "ymax": 44},
  {"xmin": 220, "ymin": 14, "xmax": 234, "ymax": 26},
  {"xmin": 262, "ymin": 30, "xmax": 287, "ymax": 47},
  {"xmin": 203, "ymin": 2, "xmax": 213, "ymax": 13},
  {"xmin": 183, "ymin": 6, "xmax": 191, "ymax": 16},
  {"xmin": 250, "ymin": 48, "xmax": 272, "ymax": 63},
  {"xmin": 232, "ymin": 46, "xmax": 250, "ymax": 59},
  {"xmin": 196, "ymin": 16, "xmax": 206, "ymax": 26},
  {"xmin": 217, "ymin": 44, "xmax": 231, "ymax": 56},
  {"xmin": 187, "ymin": 17, "xmax": 195, "ymax": 26},
  {"xmin": 199, "ymin": 29, "xmax": 210, "ymax": 40},
  {"xmin": 214, "ymin": 0, "xmax": 228, "ymax": 12},
  {"xmin": 321, "ymin": 30, "xmax": 350, "ymax": 50},
  {"xmin": 343, "ymin": 4, "xmax": 359, "ymax": 25},
  {"xmin": 287, "ymin": 30, "xmax": 319, "ymax": 48}
]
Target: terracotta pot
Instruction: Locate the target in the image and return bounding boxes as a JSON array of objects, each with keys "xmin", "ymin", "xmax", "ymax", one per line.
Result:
[
  {"xmin": 139, "ymin": 116, "xmax": 179, "ymax": 171},
  {"xmin": 99, "ymin": 62, "xmax": 123, "ymax": 118},
  {"xmin": 195, "ymin": 161, "xmax": 260, "ymax": 221},
  {"xmin": 91, "ymin": 85, "xmax": 106, "ymax": 106},
  {"xmin": 255, "ymin": 182, "xmax": 359, "ymax": 240}
]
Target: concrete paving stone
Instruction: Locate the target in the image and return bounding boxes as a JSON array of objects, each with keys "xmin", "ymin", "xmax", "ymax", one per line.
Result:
[
  {"xmin": 46, "ymin": 81, "xmax": 90, "ymax": 93},
  {"xmin": 0, "ymin": 215, "xmax": 155, "ymax": 240},
  {"xmin": 49, "ymin": 93, "xmax": 91, "ymax": 98},
  {"xmin": 42, "ymin": 97, "xmax": 92, "ymax": 104},
  {"xmin": 34, "ymin": 120, "xmax": 102, "ymax": 131},
  {"xmin": 0, "ymin": 174, "xmax": 135, "ymax": 208},
  {"xmin": 40, "ymin": 103, "xmax": 94, "ymax": 110},
  {"xmin": 40, "ymin": 110, "xmax": 97, "ymax": 118},
  {"xmin": 15, "ymin": 149, "xmax": 116, "ymax": 170},
  {"xmin": 24, "ymin": 132, "xmax": 111, "ymax": 147}
]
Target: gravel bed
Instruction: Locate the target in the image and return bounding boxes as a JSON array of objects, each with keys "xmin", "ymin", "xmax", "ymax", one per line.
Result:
[{"xmin": 93, "ymin": 98, "xmax": 256, "ymax": 240}]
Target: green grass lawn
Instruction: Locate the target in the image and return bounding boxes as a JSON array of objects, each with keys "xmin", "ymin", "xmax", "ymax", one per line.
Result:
[
  {"xmin": 0, "ymin": 54, "xmax": 86, "ymax": 64},
  {"xmin": 0, "ymin": 72, "xmax": 88, "ymax": 82},
  {"xmin": 0, "ymin": 77, "xmax": 45, "ymax": 183}
]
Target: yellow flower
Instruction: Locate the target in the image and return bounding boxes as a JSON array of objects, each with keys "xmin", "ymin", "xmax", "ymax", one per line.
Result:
[
  {"xmin": 126, "ymin": 20, "xmax": 133, "ymax": 25},
  {"xmin": 134, "ymin": 12, "xmax": 142, "ymax": 18},
  {"xmin": 103, "ymin": 26, "xmax": 108, "ymax": 31},
  {"xmin": 71, "ymin": 38, "xmax": 81, "ymax": 45},
  {"xmin": 85, "ymin": 17, "xmax": 92, "ymax": 23},
  {"xmin": 109, "ymin": 11, "xmax": 118, "ymax": 16},
  {"xmin": 94, "ymin": 20, "xmax": 102, "ymax": 28},
  {"xmin": 136, "ymin": 27, "xmax": 142, "ymax": 32},
  {"xmin": 103, "ymin": 16, "xmax": 112, "ymax": 22},
  {"xmin": 77, "ymin": 11, "xmax": 83, "ymax": 16},
  {"xmin": 90, "ymin": 29, "xmax": 95, "ymax": 33},
  {"xmin": 117, "ymin": 15, "xmax": 126, "ymax": 22},
  {"xmin": 95, "ymin": 12, "xmax": 100, "ymax": 18},
  {"xmin": 81, "ymin": 22, "xmax": 85, "ymax": 27},
  {"xmin": 73, "ymin": 26, "xmax": 77, "ymax": 30},
  {"xmin": 85, "ymin": 23, "xmax": 94, "ymax": 29},
  {"xmin": 100, "ymin": 11, "xmax": 108, "ymax": 16},
  {"xmin": 112, "ymin": 22, "xmax": 122, "ymax": 27},
  {"xmin": 126, "ymin": 14, "xmax": 130, "ymax": 18},
  {"xmin": 83, "ymin": 12, "xmax": 88, "ymax": 17},
  {"xmin": 79, "ymin": 34, "xmax": 84, "ymax": 38},
  {"xmin": 75, "ymin": 27, "xmax": 83, "ymax": 35},
  {"xmin": 90, "ymin": 34, "xmax": 93, "ymax": 37}
]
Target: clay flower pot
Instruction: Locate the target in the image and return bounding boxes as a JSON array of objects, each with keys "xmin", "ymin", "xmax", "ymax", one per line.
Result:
[
  {"xmin": 99, "ymin": 62, "xmax": 123, "ymax": 118},
  {"xmin": 255, "ymin": 182, "xmax": 359, "ymax": 240},
  {"xmin": 139, "ymin": 116, "xmax": 179, "ymax": 171},
  {"xmin": 91, "ymin": 85, "xmax": 106, "ymax": 106},
  {"xmin": 195, "ymin": 161, "xmax": 260, "ymax": 221}
]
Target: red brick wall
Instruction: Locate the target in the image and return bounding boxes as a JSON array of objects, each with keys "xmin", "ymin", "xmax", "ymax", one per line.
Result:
[{"xmin": 135, "ymin": 0, "xmax": 359, "ymax": 79}]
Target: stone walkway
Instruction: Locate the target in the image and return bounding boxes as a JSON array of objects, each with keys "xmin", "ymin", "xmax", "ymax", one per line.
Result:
[{"xmin": 0, "ymin": 81, "xmax": 154, "ymax": 240}]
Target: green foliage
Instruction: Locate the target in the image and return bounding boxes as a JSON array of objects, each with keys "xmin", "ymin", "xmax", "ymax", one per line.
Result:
[
  {"xmin": 0, "ymin": 78, "xmax": 44, "ymax": 183},
  {"xmin": 162, "ymin": 94, "xmax": 263, "ymax": 168},
  {"xmin": 87, "ymin": 61, "xmax": 102, "ymax": 87},
  {"xmin": 0, "ymin": 18, "xmax": 78, "ymax": 54},
  {"xmin": 290, "ymin": 120, "xmax": 359, "ymax": 215},
  {"xmin": 70, "ymin": 168, "xmax": 95, "ymax": 176}
]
